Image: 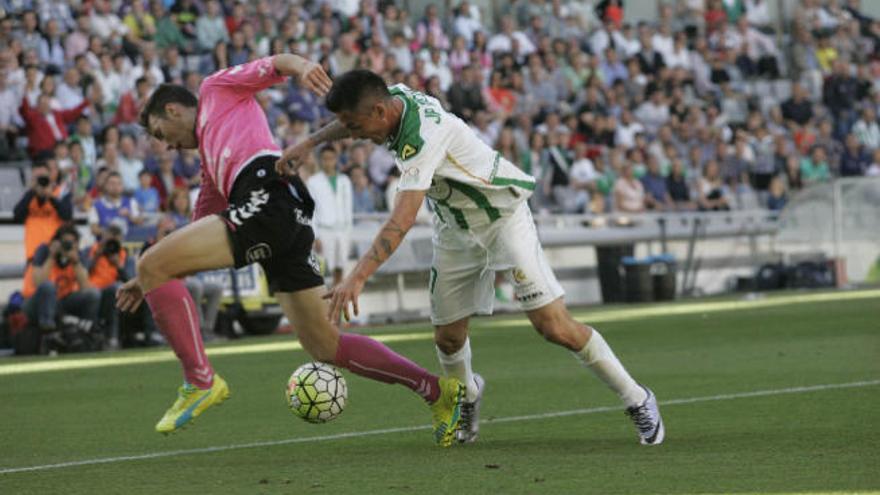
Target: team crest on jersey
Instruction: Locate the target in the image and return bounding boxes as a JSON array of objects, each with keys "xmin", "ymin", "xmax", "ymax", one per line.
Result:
[
  {"xmin": 512, "ymin": 268, "xmax": 528, "ymax": 285},
  {"xmin": 401, "ymin": 143, "xmax": 417, "ymax": 160}
]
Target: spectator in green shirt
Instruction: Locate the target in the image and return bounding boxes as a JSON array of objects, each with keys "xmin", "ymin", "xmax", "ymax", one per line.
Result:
[
  {"xmin": 800, "ymin": 147, "xmax": 832, "ymax": 184},
  {"xmin": 152, "ymin": 1, "xmax": 190, "ymax": 53}
]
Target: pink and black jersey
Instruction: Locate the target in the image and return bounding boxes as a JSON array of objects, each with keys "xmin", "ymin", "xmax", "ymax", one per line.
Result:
[{"xmin": 192, "ymin": 56, "xmax": 286, "ymax": 220}]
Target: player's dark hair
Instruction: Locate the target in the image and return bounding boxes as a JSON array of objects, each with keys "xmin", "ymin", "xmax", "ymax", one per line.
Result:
[
  {"xmin": 325, "ymin": 70, "xmax": 390, "ymax": 113},
  {"xmin": 139, "ymin": 83, "xmax": 198, "ymax": 129}
]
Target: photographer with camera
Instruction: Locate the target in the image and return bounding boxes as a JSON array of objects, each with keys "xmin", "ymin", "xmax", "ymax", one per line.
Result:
[
  {"xmin": 21, "ymin": 224, "xmax": 100, "ymax": 342},
  {"xmin": 85, "ymin": 222, "xmax": 132, "ymax": 348},
  {"xmin": 14, "ymin": 160, "xmax": 73, "ymax": 261}
]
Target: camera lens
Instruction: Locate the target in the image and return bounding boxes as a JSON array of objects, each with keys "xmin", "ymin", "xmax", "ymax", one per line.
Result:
[
  {"xmin": 60, "ymin": 240, "xmax": 74, "ymax": 251},
  {"xmin": 37, "ymin": 176, "xmax": 50, "ymax": 187},
  {"xmin": 104, "ymin": 239, "xmax": 121, "ymax": 255}
]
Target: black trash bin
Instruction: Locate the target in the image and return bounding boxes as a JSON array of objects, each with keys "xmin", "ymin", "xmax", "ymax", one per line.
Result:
[
  {"xmin": 651, "ymin": 254, "xmax": 677, "ymax": 301},
  {"xmin": 623, "ymin": 257, "xmax": 653, "ymax": 303},
  {"xmin": 595, "ymin": 244, "xmax": 634, "ymax": 304}
]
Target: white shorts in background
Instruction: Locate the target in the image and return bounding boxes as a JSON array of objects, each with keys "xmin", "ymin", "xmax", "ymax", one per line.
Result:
[
  {"xmin": 317, "ymin": 230, "xmax": 351, "ymax": 271},
  {"xmin": 429, "ymin": 202, "xmax": 565, "ymax": 325}
]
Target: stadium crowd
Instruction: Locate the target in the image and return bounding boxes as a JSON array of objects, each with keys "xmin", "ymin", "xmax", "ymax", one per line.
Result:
[{"xmin": 2, "ymin": 0, "xmax": 880, "ymax": 350}]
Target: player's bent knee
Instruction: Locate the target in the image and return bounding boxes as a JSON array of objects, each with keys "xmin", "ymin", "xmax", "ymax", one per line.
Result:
[
  {"xmin": 135, "ymin": 253, "xmax": 165, "ymax": 290},
  {"xmin": 298, "ymin": 322, "xmax": 340, "ymax": 363},
  {"xmin": 434, "ymin": 327, "xmax": 467, "ymax": 355}
]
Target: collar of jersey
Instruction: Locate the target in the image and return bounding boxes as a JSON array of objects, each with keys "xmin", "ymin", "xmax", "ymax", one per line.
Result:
[{"xmin": 386, "ymin": 94, "xmax": 408, "ymax": 151}]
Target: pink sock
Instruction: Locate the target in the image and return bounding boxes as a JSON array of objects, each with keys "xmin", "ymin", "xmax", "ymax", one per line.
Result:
[
  {"xmin": 145, "ymin": 279, "xmax": 214, "ymax": 389},
  {"xmin": 335, "ymin": 333, "xmax": 440, "ymax": 403}
]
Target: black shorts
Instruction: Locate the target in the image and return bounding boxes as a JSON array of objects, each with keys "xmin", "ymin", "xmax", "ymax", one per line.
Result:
[{"xmin": 219, "ymin": 156, "xmax": 324, "ymax": 293}]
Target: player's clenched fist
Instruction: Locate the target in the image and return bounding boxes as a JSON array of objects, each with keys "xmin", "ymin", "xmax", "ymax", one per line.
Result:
[{"xmin": 275, "ymin": 140, "xmax": 314, "ymax": 177}]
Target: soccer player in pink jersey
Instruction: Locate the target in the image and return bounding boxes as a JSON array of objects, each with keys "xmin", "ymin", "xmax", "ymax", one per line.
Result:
[{"xmin": 115, "ymin": 54, "xmax": 465, "ymax": 446}]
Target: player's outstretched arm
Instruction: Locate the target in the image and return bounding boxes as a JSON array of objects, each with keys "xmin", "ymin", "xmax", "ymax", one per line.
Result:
[
  {"xmin": 273, "ymin": 54, "xmax": 332, "ymax": 96},
  {"xmin": 324, "ymin": 190, "xmax": 426, "ymax": 322},
  {"xmin": 275, "ymin": 119, "xmax": 351, "ymax": 176}
]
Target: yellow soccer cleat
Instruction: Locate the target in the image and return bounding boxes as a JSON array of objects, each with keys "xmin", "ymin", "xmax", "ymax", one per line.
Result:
[
  {"xmin": 155, "ymin": 375, "xmax": 230, "ymax": 434},
  {"xmin": 430, "ymin": 377, "xmax": 466, "ymax": 447}
]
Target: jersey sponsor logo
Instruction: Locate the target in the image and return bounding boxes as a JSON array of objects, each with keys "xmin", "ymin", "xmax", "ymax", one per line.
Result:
[
  {"xmin": 245, "ymin": 242, "xmax": 272, "ymax": 263},
  {"xmin": 401, "ymin": 143, "xmax": 417, "ymax": 160},
  {"xmin": 228, "ymin": 189, "xmax": 270, "ymax": 226},
  {"xmin": 512, "ymin": 267, "xmax": 542, "ymax": 302},
  {"xmin": 294, "ymin": 208, "xmax": 311, "ymax": 226},
  {"xmin": 516, "ymin": 290, "xmax": 545, "ymax": 303}
]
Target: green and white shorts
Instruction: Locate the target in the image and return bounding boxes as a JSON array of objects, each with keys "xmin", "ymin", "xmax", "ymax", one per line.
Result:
[{"xmin": 429, "ymin": 202, "xmax": 565, "ymax": 325}]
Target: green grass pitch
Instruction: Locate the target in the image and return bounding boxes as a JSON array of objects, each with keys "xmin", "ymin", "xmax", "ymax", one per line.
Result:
[{"xmin": 1, "ymin": 289, "xmax": 878, "ymax": 494}]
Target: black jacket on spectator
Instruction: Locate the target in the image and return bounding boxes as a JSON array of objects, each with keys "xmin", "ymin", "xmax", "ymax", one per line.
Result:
[
  {"xmin": 839, "ymin": 148, "xmax": 870, "ymax": 176},
  {"xmin": 447, "ymin": 82, "xmax": 485, "ymax": 120},
  {"xmin": 823, "ymin": 74, "xmax": 859, "ymax": 116},
  {"xmin": 781, "ymin": 98, "xmax": 813, "ymax": 125},
  {"xmin": 13, "ymin": 190, "xmax": 73, "ymax": 224},
  {"xmin": 546, "ymin": 146, "xmax": 572, "ymax": 187},
  {"xmin": 710, "ymin": 67, "xmax": 731, "ymax": 85},
  {"xmin": 638, "ymin": 50, "xmax": 665, "ymax": 76},
  {"xmin": 667, "ymin": 175, "xmax": 690, "ymax": 202}
]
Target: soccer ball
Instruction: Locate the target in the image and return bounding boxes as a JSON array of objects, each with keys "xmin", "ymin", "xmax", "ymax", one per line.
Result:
[{"xmin": 285, "ymin": 362, "xmax": 348, "ymax": 423}]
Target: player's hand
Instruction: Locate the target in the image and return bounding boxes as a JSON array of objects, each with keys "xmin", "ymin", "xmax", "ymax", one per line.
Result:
[
  {"xmin": 297, "ymin": 60, "xmax": 332, "ymax": 97},
  {"xmin": 323, "ymin": 275, "xmax": 365, "ymax": 323},
  {"xmin": 116, "ymin": 278, "xmax": 145, "ymax": 313},
  {"xmin": 275, "ymin": 140, "xmax": 313, "ymax": 176}
]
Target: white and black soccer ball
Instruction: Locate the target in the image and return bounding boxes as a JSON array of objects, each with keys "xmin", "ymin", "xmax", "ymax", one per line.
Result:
[{"xmin": 285, "ymin": 362, "xmax": 348, "ymax": 423}]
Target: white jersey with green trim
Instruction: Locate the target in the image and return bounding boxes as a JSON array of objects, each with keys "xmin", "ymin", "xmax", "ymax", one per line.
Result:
[{"xmin": 385, "ymin": 84, "xmax": 536, "ymax": 229}]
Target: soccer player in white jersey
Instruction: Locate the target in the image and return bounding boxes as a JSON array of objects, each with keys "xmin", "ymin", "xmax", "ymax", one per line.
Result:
[
  {"xmin": 115, "ymin": 56, "xmax": 465, "ymax": 446},
  {"xmin": 278, "ymin": 70, "xmax": 664, "ymax": 445}
]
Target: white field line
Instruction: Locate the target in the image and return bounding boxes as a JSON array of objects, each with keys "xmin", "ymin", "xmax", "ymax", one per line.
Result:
[{"xmin": 1, "ymin": 379, "xmax": 877, "ymax": 476}]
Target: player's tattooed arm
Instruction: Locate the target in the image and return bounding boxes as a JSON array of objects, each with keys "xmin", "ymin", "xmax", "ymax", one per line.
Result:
[
  {"xmin": 275, "ymin": 120, "xmax": 350, "ymax": 175},
  {"xmin": 365, "ymin": 218, "xmax": 407, "ymax": 264},
  {"xmin": 351, "ymin": 190, "xmax": 426, "ymax": 282},
  {"xmin": 306, "ymin": 120, "xmax": 351, "ymax": 147},
  {"xmin": 325, "ymin": 190, "xmax": 425, "ymax": 322}
]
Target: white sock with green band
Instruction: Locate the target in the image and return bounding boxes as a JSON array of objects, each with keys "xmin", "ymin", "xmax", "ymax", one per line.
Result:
[{"xmin": 574, "ymin": 329, "xmax": 647, "ymax": 407}]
